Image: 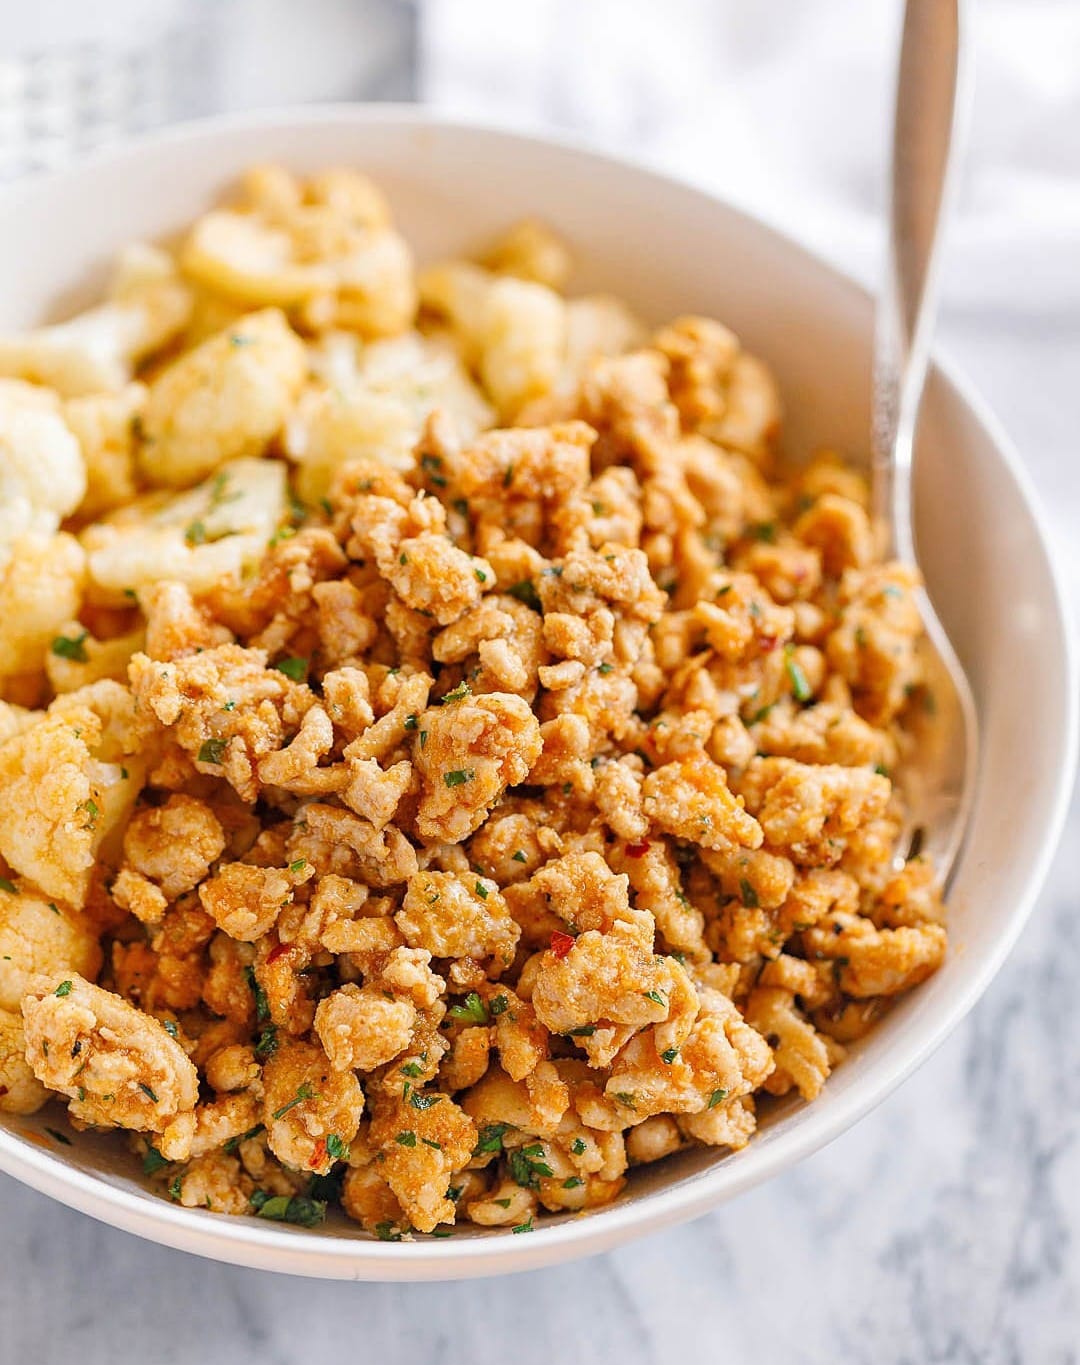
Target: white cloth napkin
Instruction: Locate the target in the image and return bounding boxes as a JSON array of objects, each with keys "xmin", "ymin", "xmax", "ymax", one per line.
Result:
[{"xmin": 419, "ymin": 0, "xmax": 1080, "ymax": 313}]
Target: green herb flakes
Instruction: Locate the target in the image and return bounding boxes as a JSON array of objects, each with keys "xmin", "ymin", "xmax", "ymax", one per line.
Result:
[
  {"xmin": 273, "ymin": 656, "xmax": 308, "ymax": 682},
  {"xmin": 50, "ymin": 631, "xmax": 88, "ymax": 662},
  {"xmin": 197, "ymin": 737, "xmax": 227, "ymax": 765}
]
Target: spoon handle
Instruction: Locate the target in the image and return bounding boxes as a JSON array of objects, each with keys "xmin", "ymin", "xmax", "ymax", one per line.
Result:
[{"xmin": 872, "ymin": 0, "xmax": 971, "ymax": 558}]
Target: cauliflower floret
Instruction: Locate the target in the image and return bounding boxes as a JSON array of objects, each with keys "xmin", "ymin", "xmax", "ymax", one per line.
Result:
[
  {"xmin": 478, "ymin": 277, "xmax": 567, "ymax": 418},
  {"xmin": 182, "ymin": 167, "xmax": 416, "ymax": 337},
  {"xmin": 285, "ymin": 331, "xmax": 494, "ymax": 499},
  {"xmin": 0, "ymin": 243, "xmax": 191, "ymax": 397},
  {"xmin": 83, "ymin": 457, "xmax": 286, "ymax": 601},
  {"xmin": 413, "ymin": 690, "xmax": 542, "ymax": 843},
  {"xmin": 397, "ymin": 870, "xmax": 521, "ymax": 967},
  {"xmin": 261, "ymin": 1038, "xmax": 364, "ymax": 1174},
  {"xmin": 21, "ymin": 973, "xmax": 198, "ymax": 1133},
  {"xmin": 480, "ymin": 218, "xmax": 573, "ymax": 290},
  {"xmin": 313, "ymin": 983, "xmax": 416, "ymax": 1072},
  {"xmin": 0, "ymin": 531, "xmax": 86, "ymax": 682},
  {"xmin": 63, "ymin": 383, "xmax": 144, "ymax": 518},
  {"xmin": 0, "ymin": 886, "xmax": 101, "ymax": 1011},
  {"xmin": 0, "ymin": 380, "xmax": 86, "ymax": 564},
  {"xmin": 0, "ymin": 1008, "xmax": 49, "ymax": 1114},
  {"xmin": 0, "ymin": 703, "xmax": 140, "ymax": 907},
  {"xmin": 138, "ymin": 309, "xmax": 306, "ymax": 487}
]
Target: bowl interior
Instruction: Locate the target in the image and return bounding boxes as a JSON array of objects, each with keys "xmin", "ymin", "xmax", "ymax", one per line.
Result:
[{"xmin": 0, "ymin": 109, "xmax": 1074, "ymax": 1279}]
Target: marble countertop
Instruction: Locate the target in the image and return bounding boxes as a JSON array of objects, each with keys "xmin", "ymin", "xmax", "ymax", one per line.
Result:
[{"xmin": 2, "ymin": 5, "xmax": 1079, "ymax": 1361}]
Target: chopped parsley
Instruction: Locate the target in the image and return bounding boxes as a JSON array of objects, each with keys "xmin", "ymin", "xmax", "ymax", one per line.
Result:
[
  {"xmin": 50, "ymin": 631, "xmax": 88, "ymax": 663},
  {"xmin": 448, "ymin": 992, "xmax": 489, "ymax": 1026},
  {"xmin": 45, "ymin": 1127, "xmax": 72, "ymax": 1147},
  {"xmin": 250, "ymin": 1192, "xmax": 326, "ymax": 1227},
  {"xmin": 489, "ymin": 995, "xmax": 509, "ymax": 1016},
  {"xmin": 511, "ymin": 1217, "xmax": 534, "ymax": 1234},
  {"xmin": 273, "ymin": 656, "xmax": 308, "ymax": 682},
  {"xmin": 408, "ymin": 1091, "xmax": 443, "ymax": 1112},
  {"xmin": 395, "ymin": 1130, "xmax": 417, "ymax": 1147},
  {"xmin": 271, "ymin": 1082, "xmax": 318, "ymax": 1120},
  {"xmin": 403, "ymin": 713, "xmax": 419, "ymax": 730},
  {"xmin": 566, "ymin": 1025, "xmax": 596, "ymax": 1038},
  {"xmin": 475, "ymin": 567, "xmax": 488, "ymax": 584},
  {"xmin": 660, "ymin": 1048, "xmax": 680, "ymax": 1065},
  {"xmin": 474, "ymin": 880, "xmax": 489, "ymax": 899},
  {"xmin": 374, "ymin": 1220, "xmax": 403, "ymax": 1242},
  {"xmin": 642, "ymin": 989, "xmax": 667, "ymax": 1007},
  {"xmin": 197, "ymin": 737, "xmax": 228, "ymax": 765},
  {"xmin": 223, "ymin": 1124, "xmax": 264, "ymax": 1155},
  {"xmin": 474, "ymin": 1122, "xmax": 512, "ymax": 1155},
  {"xmin": 254, "ymin": 1025, "xmax": 279, "ymax": 1061},
  {"xmin": 142, "ymin": 1145, "xmax": 169, "ymax": 1173},
  {"xmin": 571, "ymin": 1138, "xmax": 587, "ymax": 1156},
  {"xmin": 598, "ymin": 662, "xmax": 614, "ymax": 675},
  {"xmin": 562, "ymin": 1176, "xmax": 584, "ymax": 1190},
  {"xmin": 79, "ymin": 799, "xmax": 99, "ymax": 830},
  {"xmin": 0, "ymin": 879, "xmax": 17, "ymax": 895},
  {"xmin": 512, "ymin": 849, "xmax": 528, "ymax": 864},
  {"xmin": 439, "ymin": 680, "xmax": 470, "ymax": 705},
  {"xmin": 509, "ymin": 1143, "xmax": 554, "ymax": 1190},
  {"xmin": 785, "ymin": 650, "xmax": 813, "ymax": 702},
  {"xmin": 244, "ymin": 966, "xmax": 271, "ymax": 1024},
  {"xmin": 54, "ymin": 981, "xmax": 73, "ymax": 998},
  {"xmin": 738, "ymin": 878, "xmax": 759, "ymax": 909},
  {"xmin": 443, "ymin": 768, "xmax": 475, "ymax": 788},
  {"xmin": 506, "ymin": 580, "xmax": 541, "ymax": 612},
  {"xmin": 289, "ymin": 858, "xmax": 307, "ymax": 874},
  {"xmin": 138, "ymin": 1083, "xmax": 159, "ymax": 1103},
  {"xmin": 325, "ymin": 1134, "xmax": 349, "ymax": 1161},
  {"xmin": 613, "ymin": 1092, "xmax": 637, "ymax": 1110},
  {"xmin": 707, "ymin": 1088, "xmax": 729, "ymax": 1109},
  {"xmin": 399, "ymin": 1061, "xmax": 424, "ymax": 1078}
]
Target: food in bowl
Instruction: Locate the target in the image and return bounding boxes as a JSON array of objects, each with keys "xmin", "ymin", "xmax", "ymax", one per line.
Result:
[{"xmin": 0, "ymin": 164, "xmax": 947, "ymax": 1240}]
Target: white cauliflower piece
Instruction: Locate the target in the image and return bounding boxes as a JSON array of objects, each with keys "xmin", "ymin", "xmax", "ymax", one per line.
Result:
[
  {"xmin": 63, "ymin": 383, "xmax": 145, "ymax": 518},
  {"xmin": 0, "ymin": 1009, "xmax": 49, "ymax": 1114},
  {"xmin": 21, "ymin": 973, "xmax": 199, "ymax": 1134},
  {"xmin": 0, "ymin": 701, "xmax": 143, "ymax": 907},
  {"xmin": 0, "ymin": 243, "xmax": 191, "ymax": 397},
  {"xmin": 479, "ymin": 277, "xmax": 567, "ymax": 418},
  {"xmin": 0, "ymin": 532, "xmax": 86, "ymax": 681},
  {"xmin": 138, "ymin": 308, "xmax": 306, "ymax": 487},
  {"xmin": 0, "ymin": 886, "xmax": 102, "ymax": 1011},
  {"xmin": 285, "ymin": 330, "xmax": 493, "ymax": 498},
  {"xmin": 82, "ymin": 456, "xmax": 286, "ymax": 601},
  {"xmin": 0, "ymin": 380, "xmax": 86, "ymax": 565}
]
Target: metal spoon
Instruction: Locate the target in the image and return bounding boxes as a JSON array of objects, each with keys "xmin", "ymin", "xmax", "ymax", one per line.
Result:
[{"xmin": 872, "ymin": 0, "xmax": 978, "ymax": 882}]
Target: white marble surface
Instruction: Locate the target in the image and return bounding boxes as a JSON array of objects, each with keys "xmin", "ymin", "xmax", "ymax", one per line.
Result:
[{"xmin": 2, "ymin": 4, "xmax": 1079, "ymax": 1362}]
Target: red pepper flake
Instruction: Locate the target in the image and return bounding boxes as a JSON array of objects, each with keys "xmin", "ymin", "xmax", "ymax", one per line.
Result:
[
  {"xmin": 625, "ymin": 840, "xmax": 651, "ymax": 858},
  {"xmin": 266, "ymin": 942, "xmax": 291, "ymax": 965},
  {"xmin": 759, "ymin": 635, "xmax": 778, "ymax": 652},
  {"xmin": 550, "ymin": 930, "xmax": 575, "ymax": 959},
  {"xmin": 309, "ymin": 1138, "xmax": 327, "ymax": 1169}
]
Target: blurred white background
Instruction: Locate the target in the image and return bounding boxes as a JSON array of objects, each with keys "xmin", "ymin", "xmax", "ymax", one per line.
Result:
[{"xmin": 1, "ymin": 3, "xmax": 1078, "ymax": 1362}]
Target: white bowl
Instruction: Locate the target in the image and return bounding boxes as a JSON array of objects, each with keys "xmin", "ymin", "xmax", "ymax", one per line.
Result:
[{"xmin": 0, "ymin": 105, "xmax": 1074, "ymax": 1281}]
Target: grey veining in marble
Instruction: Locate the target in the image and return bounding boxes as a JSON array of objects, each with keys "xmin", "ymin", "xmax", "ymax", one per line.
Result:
[{"xmin": 2, "ymin": 4, "xmax": 1079, "ymax": 1363}]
